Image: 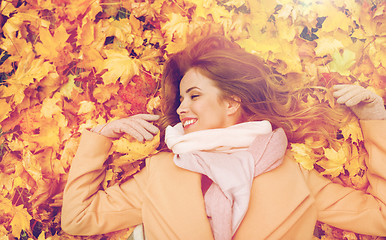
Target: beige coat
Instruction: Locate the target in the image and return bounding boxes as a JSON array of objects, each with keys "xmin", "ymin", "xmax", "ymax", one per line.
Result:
[{"xmin": 61, "ymin": 120, "xmax": 386, "ymax": 239}]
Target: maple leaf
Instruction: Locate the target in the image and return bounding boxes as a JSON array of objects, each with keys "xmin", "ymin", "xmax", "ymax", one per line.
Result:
[
  {"xmin": 111, "ymin": 132, "xmax": 160, "ymax": 165},
  {"xmin": 161, "ymin": 13, "xmax": 189, "ymax": 42},
  {"xmin": 314, "ymin": 37, "xmax": 344, "ymax": 57},
  {"xmin": 35, "ymin": 25, "xmax": 70, "ymax": 59},
  {"xmin": 344, "ymin": 144, "xmax": 365, "ymax": 178},
  {"xmin": 93, "ymin": 83, "xmax": 120, "ymax": 103},
  {"xmin": 29, "ymin": 121, "xmax": 61, "ymax": 151},
  {"xmin": 319, "ymin": 144, "xmax": 350, "ymax": 178},
  {"xmin": 11, "ymin": 204, "xmax": 32, "ymax": 237},
  {"xmin": 328, "ymin": 49, "xmax": 356, "ymax": 76},
  {"xmin": 60, "ymin": 137, "xmax": 81, "ymax": 168},
  {"xmin": 30, "ymin": 178, "xmax": 59, "ymax": 209},
  {"xmin": 101, "ymin": 48, "xmax": 140, "ymax": 85},
  {"xmin": 290, "ymin": 143, "xmax": 316, "ymax": 170},
  {"xmin": 59, "ymin": 74, "xmax": 84, "ymax": 99},
  {"xmin": 340, "ymin": 118, "xmax": 363, "ymax": 144},
  {"xmin": 77, "ymin": 101, "xmax": 96, "ymax": 115},
  {"xmin": 318, "ymin": 6, "xmax": 353, "ymax": 33},
  {"xmin": 146, "ymin": 96, "xmax": 161, "ymax": 113},
  {"xmin": 64, "ymin": 0, "xmax": 97, "ymax": 21},
  {"xmin": 0, "ymin": 0, "xmax": 17, "ymax": 17},
  {"xmin": 3, "ymin": 52, "xmax": 54, "ymax": 105},
  {"xmin": 102, "ymin": 169, "xmax": 114, "ymax": 189},
  {"xmin": 40, "ymin": 93, "xmax": 62, "ymax": 118},
  {"xmin": 0, "ymin": 99, "xmax": 12, "ymax": 122}
]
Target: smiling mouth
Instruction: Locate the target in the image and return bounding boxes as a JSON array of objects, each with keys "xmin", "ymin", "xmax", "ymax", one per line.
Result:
[{"xmin": 182, "ymin": 119, "xmax": 197, "ymax": 128}]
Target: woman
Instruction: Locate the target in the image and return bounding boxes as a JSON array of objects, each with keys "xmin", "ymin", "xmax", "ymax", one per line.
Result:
[{"xmin": 61, "ymin": 36, "xmax": 386, "ymax": 239}]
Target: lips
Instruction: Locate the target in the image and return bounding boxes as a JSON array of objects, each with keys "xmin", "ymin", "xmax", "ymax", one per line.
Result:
[{"xmin": 182, "ymin": 118, "xmax": 197, "ymax": 128}]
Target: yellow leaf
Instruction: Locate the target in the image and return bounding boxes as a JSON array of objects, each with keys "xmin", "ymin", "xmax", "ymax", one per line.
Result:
[
  {"xmin": 59, "ymin": 74, "xmax": 83, "ymax": 99},
  {"xmin": 112, "ymin": 132, "xmax": 160, "ymax": 163},
  {"xmin": 7, "ymin": 138, "xmax": 24, "ymax": 152},
  {"xmin": 0, "ymin": 1, "xmax": 17, "ymax": 17},
  {"xmin": 164, "ymin": 38, "xmax": 188, "ymax": 55},
  {"xmin": 78, "ymin": 46, "xmax": 105, "ymax": 72},
  {"xmin": 276, "ymin": 18, "xmax": 296, "ymax": 42},
  {"xmin": 290, "ymin": 143, "xmax": 316, "ymax": 170},
  {"xmin": 328, "ymin": 49, "xmax": 356, "ymax": 76},
  {"xmin": 344, "ymin": 144, "xmax": 361, "ymax": 177},
  {"xmin": 315, "ymin": 37, "xmax": 344, "ymax": 57},
  {"xmin": 0, "ymin": 99, "xmax": 12, "ymax": 122},
  {"xmin": 192, "ymin": 0, "xmax": 214, "ymax": 19},
  {"xmin": 93, "ymin": 83, "xmax": 120, "ymax": 103},
  {"xmin": 35, "ymin": 25, "xmax": 70, "ymax": 60},
  {"xmin": 106, "ymin": 18, "xmax": 133, "ymax": 43},
  {"xmin": 103, "ymin": 169, "xmax": 114, "ymax": 189},
  {"xmin": 40, "ymin": 93, "xmax": 62, "ymax": 118},
  {"xmin": 101, "ymin": 49, "xmax": 140, "ymax": 85},
  {"xmin": 11, "ymin": 204, "xmax": 32, "ymax": 237},
  {"xmin": 161, "ymin": 13, "xmax": 189, "ymax": 42},
  {"xmin": 78, "ymin": 101, "xmax": 96, "ymax": 115},
  {"xmin": 320, "ymin": 8, "xmax": 352, "ymax": 33},
  {"xmin": 319, "ymin": 144, "xmax": 349, "ymax": 177},
  {"xmin": 273, "ymin": 40, "xmax": 302, "ymax": 74},
  {"xmin": 30, "ymin": 123, "xmax": 60, "ymax": 151},
  {"xmin": 146, "ymin": 96, "xmax": 161, "ymax": 113},
  {"xmin": 340, "ymin": 118, "xmax": 363, "ymax": 144},
  {"xmin": 78, "ymin": 19, "xmax": 95, "ymax": 46}
]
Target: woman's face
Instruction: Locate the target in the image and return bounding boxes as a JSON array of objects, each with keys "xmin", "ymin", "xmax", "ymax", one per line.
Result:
[{"xmin": 177, "ymin": 68, "xmax": 238, "ymax": 134}]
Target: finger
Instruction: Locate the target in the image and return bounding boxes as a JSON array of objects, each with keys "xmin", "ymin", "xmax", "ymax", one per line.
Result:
[
  {"xmin": 332, "ymin": 85, "xmax": 357, "ymax": 98},
  {"xmin": 135, "ymin": 118, "xmax": 159, "ymax": 135},
  {"xmin": 135, "ymin": 114, "xmax": 160, "ymax": 122},
  {"xmin": 332, "ymin": 84, "xmax": 352, "ymax": 91},
  {"xmin": 121, "ymin": 125, "xmax": 145, "ymax": 142},
  {"xmin": 344, "ymin": 92, "xmax": 370, "ymax": 107},
  {"xmin": 335, "ymin": 86, "xmax": 363, "ymax": 105},
  {"xmin": 126, "ymin": 120, "xmax": 154, "ymax": 141}
]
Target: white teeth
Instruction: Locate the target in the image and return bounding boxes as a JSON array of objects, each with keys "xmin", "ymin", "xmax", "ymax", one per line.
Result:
[{"xmin": 183, "ymin": 119, "xmax": 196, "ymax": 127}]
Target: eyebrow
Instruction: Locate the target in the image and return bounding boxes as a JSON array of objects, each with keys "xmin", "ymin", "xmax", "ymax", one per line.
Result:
[
  {"xmin": 179, "ymin": 87, "xmax": 201, "ymax": 100},
  {"xmin": 186, "ymin": 86, "xmax": 201, "ymax": 93}
]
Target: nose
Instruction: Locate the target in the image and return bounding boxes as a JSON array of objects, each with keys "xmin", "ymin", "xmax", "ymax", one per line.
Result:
[{"xmin": 176, "ymin": 99, "xmax": 187, "ymax": 116}]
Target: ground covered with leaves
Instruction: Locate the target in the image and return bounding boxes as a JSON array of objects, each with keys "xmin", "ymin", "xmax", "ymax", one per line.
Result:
[{"xmin": 0, "ymin": 0, "xmax": 385, "ymax": 239}]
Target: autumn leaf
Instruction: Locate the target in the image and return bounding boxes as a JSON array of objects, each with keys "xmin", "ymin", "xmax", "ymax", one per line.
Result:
[
  {"xmin": 161, "ymin": 13, "xmax": 189, "ymax": 42},
  {"xmin": 328, "ymin": 49, "xmax": 356, "ymax": 76},
  {"xmin": 2, "ymin": 52, "xmax": 54, "ymax": 105},
  {"xmin": 40, "ymin": 93, "xmax": 62, "ymax": 118},
  {"xmin": 314, "ymin": 37, "xmax": 344, "ymax": 57},
  {"xmin": 0, "ymin": 99, "xmax": 12, "ymax": 122},
  {"xmin": 35, "ymin": 24, "xmax": 70, "ymax": 61},
  {"xmin": 101, "ymin": 48, "xmax": 140, "ymax": 85},
  {"xmin": 290, "ymin": 143, "xmax": 316, "ymax": 170},
  {"xmin": 319, "ymin": 143, "xmax": 350, "ymax": 178},
  {"xmin": 112, "ymin": 132, "xmax": 160, "ymax": 164},
  {"xmin": 11, "ymin": 204, "xmax": 32, "ymax": 237},
  {"xmin": 340, "ymin": 118, "xmax": 363, "ymax": 145}
]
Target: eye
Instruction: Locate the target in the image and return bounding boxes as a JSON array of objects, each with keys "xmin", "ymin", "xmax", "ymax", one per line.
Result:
[{"xmin": 191, "ymin": 94, "xmax": 200, "ymax": 100}]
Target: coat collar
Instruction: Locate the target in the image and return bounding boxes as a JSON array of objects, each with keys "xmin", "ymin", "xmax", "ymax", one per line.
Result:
[{"xmin": 146, "ymin": 152, "xmax": 311, "ymax": 239}]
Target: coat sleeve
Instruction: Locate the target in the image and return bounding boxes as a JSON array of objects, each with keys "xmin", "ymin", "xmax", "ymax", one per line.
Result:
[
  {"xmin": 61, "ymin": 130, "xmax": 148, "ymax": 236},
  {"xmin": 304, "ymin": 120, "xmax": 386, "ymax": 236}
]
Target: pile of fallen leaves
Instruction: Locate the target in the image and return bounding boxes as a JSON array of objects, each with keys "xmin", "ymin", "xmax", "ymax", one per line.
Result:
[{"xmin": 0, "ymin": 0, "xmax": 385, "ymax": 239}]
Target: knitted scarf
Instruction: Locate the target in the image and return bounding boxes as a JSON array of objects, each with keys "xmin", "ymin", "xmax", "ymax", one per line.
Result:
[{"xmin": 165, "ymin": 121, "xmax": 288, "ymax": 240}]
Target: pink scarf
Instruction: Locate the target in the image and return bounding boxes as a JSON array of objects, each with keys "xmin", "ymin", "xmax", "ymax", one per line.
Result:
[{"xmin": 165, "ymin": 121, "xmax": 287, "ymax": 239}]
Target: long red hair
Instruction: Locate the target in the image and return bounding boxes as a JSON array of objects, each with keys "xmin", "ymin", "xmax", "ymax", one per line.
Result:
[{"xmin": 160, "ymin": 35, "xmax": 347, "ymax": 144}]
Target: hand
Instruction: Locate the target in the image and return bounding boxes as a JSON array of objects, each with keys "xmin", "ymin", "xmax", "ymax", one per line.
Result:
[
  {"xmin": 91, "ymin": 114, "xmax": 160, "ymax": 141},
  {"xmin": 332, "ymin": 84, "xmax": 386, "ymax": 120}
]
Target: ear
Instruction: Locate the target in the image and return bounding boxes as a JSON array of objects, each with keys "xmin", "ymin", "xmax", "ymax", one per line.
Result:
[{"xmin": 225, "ymin": 95, "xmax": 241, "ymax": 116}]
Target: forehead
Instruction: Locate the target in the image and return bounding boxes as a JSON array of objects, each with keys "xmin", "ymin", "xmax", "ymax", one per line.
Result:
[{"xmin": 179, "ymin": 68, "xmax": 217, "ymax": 92}]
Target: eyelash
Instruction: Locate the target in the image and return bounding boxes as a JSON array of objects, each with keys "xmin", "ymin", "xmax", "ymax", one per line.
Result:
[{"xmin": 180, "ymin": 94, "xmax": 200, "ymax": 102}]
